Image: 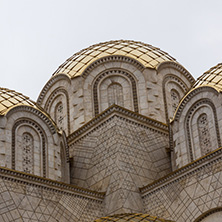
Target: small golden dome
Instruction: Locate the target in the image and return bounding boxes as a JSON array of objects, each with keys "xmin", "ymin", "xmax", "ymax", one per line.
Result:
[
  {"xmin": 0, "ymin": 88, "xmax": 37, "ymax": 115},
  {"xmin": 53, "ymin": 40, "xmax": 176, "ymax": 78},
  {"xmin": 193, "ymin": 63, "xmax": 222, "ymax": 91},
  {"xmin": 94, "ymin": 213, "xmax": 174, "ymax": 222}
]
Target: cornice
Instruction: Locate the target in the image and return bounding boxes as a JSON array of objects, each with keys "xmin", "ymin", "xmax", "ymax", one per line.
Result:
[
  {"xmin": 0, "ymin": 166, "xmax": 105, "ymax": 201},
  {"xmin": 140, "ymin": 146, "xmax": 222, "ymax": 196},
  {"xmin": 68, "ymin": 105, "xmax": 168, "ymax": 144}
]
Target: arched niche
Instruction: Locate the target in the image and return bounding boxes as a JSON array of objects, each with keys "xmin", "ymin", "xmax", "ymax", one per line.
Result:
[
  {"xmin": 163, "ymin": 75, "xmax": 188, "ymax": 121},
  {"xmin": 46, "ymin": 89, "xmax": 69, "ymax": 134},
  {"xmin": 185, "ymin": 100, "xmax": 220, "ymax": 161},
  {"xmin": 93, "ymin": 69, "xmax": 138, "ymax": 115},
  {"xmin": 98, "ymin": 75, "xmax": 132, "ymax": 112},
  {"xmin": 12, "ymin": 119, "xmax": 47, "ymax": 177}
]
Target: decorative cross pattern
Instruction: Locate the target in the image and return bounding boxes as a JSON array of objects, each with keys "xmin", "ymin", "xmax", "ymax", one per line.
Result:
[
  {"xmin": 198, "ymin": 114, "xmax": 212, "ymax": 155},
  {"xmin": 22, "ymin": 133, "xmax": 33, "ymax": 174},
  {"xmin": 170, "ymin": 90, "xmax": 180, "ymax": 113},
  {"xmin": 56, "ymin": 103, "xmax": 64, "ymax": 129}
]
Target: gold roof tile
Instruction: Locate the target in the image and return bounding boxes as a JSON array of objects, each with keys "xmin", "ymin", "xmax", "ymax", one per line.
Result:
[
  {"xmin": 121, "ymin": 46, "xmax": 133, "ymax": 53},
  {"xmin": 0, "ymin": 88, "xmax": 38, "ymax": 115},
  {"xmin": 130, "ymin": 50, "xmax": 143, "ymax": 57},
  {"xmin": 52, "ymin": 40, "xmax": 177, "ymax": 78},
  {"xmin": 193, "ymin": 63, "xmax": 222, "ymax": 91}
]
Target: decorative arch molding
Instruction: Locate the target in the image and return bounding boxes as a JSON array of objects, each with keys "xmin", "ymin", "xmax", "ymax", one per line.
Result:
[
  {"xmin": 194, "ymin": 207, "xmax": 222, "ymax": 222},
  {"xmin": 44, "ymin": 87, "xmax": 70, "ymax": 134},
  {"xmin": 6, "ymin": 105, "xmax": 57, "ymax": 135},
  {"xmin": 157, "ymin": 61, "xmax": 195, "ymax": 84},
  {"xmin": 12, "ymin": 118, "xmax": 47, "ymax": 177},
  {"xmin": 174, "ymin": 86, "xmax": 219, "ymax": 122},
  {"xmin": 93, "ymin": 69, "xmax": 139, "ymax": 115},
  {"xmin": 82, "ymin": 55, "xmax": 145, "ymax": 79},
  {"xmin": 163, "ymin": 74, "xmax": 189, "ymax": 122},
  {"xmin": 185, "ymin": 99, "xmax": 221, "ymax": 161},
  {"xmin": 37, "ymin": 74, "xmax": 71, "ymax": 105}
]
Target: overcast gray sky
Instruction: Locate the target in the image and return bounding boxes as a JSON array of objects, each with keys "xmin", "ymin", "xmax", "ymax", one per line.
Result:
[{"xmin": 1, "ymin": 0, "xmax": 222, "ymax": 100}]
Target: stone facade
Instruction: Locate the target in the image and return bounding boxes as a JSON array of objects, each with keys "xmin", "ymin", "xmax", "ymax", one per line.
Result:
[{"xmin": 0, "ymin": 40, "xmax": 222, "ymax": 221}]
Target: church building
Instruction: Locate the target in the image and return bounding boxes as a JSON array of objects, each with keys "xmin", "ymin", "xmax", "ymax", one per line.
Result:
[{"xmin": 0, "ymin": 40, "xmax": 222, "ymax": 222}]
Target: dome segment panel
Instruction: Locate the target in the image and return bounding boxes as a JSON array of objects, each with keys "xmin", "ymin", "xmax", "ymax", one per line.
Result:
[
  {"xmin": 193, "ymin": 63, "xmax": 222, "ymax": 91},
  {"xmin": 53, "ymin": 40, "xmax": 177, "ymax": 78},
  {"xmin": 0, "ymin": 88, "xmax": 37, "ymax": 115},
  {"xmin": 94, "ymin": 213, "xmax": 175, "ymax": 222},
  {"xmin": 0, "ymin": 87, "xmax": 59, "ymax": 132}
]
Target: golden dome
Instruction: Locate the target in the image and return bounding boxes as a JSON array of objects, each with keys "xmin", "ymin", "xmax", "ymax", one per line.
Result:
[
  {"xmin": 0, "ymin": 88, "xmax": 37, "ymax": 115},
  {"xmin": 193, "ymin": 63, "xmax": 222, "ymax": 91},
  {"xmin": 53, "ymin": 40, "xmax": 176, "ymax": 78},
  {"xmin": 94, "ymin": 213, "xmax": 174, "ymax": 222}
]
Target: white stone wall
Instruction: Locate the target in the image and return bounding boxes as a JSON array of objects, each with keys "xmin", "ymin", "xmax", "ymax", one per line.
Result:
[
  {"xmin": 0, "ymin": 106, "xmax": 68, "ymax": 182},
  {"xmin": 69, "ymin": 108, "xmax": 170, "ymax": 215},
  {"xmin": 0, "ymin": 168, "xmax": 103, "ymax": 222},
  {"xmin": 142, "ymin": 150, "xmax": 222, "ymax": 222}
]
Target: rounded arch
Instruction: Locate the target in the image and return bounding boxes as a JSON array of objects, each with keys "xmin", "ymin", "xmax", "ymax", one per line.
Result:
[
  {"xmin": 92, "ymin": 69, "xmax": 139, "ymax": 115},
  {"xmin": 157, "ymin": 61, "xmax": 195, "ymax": 84},
  {"xmin": 194, "ymin": 207, "xmax": 222, "ymax": 222},
  {"xmin": 174, "ymin": 86, "xmax": 219, "ymax": 122},
  {"xmin": 82, "ymin": 55, "xmax": 145, "ymax": 78},
  {"xmin": 6, "ymin": 105, "xmax": 58, "ymax": 136},
  {"xmin": 37, "ymin": 74, "xmax": 71, "ymax": 105}
]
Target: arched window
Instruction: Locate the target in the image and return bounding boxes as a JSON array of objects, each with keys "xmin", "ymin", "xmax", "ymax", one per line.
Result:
[
  {"xmin": 198, "ymin": 114, "xmax": 212, "ymax": 155},
  {"xmin": 170, "ymin": 89, "xmax": 180, "ymax": 113},
  {"xmin": 107, "ymin": 83, "xmax": 124, "ymax": 107},
  {"xmin": 22, "ymin": 133, "xmax": 34, "ymax": 174}
]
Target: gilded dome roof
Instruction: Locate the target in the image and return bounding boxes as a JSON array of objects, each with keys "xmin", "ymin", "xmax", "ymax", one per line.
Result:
[
  {"xmin": 193, "ymin": 63, "xmax": 222, "ymax": 91},
  {"xmin": 0, "ymin": 88, "xmax": 37, "ymax": 115},
  {"xmin": 94, "ymin": 213, "xmax": 174, "ymax": 222},
  {"xmin": 53, "ymin": 40, "xmax": 177, "ymax": 78}
]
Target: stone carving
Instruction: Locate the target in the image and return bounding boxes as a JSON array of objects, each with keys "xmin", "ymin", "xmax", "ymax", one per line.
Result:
[
  {"xmin": 171, "ymin": 90, "xmax": 180, "ymax": 113},
  {"xmin": 22, "ymin": 133, "xmax": 34, "ymax": 174},
  {"xmin": 12, "ymin": 119, "xmax": 46, "ymax": 177},
  {"xmin": 185, "ymin": 99, "xmax": 221, "ymax": 161},
  {"xmin": 56, "ymin": 102, "xmax": 64, "ymax": 129},
  {"xmin": 44, "ymin": 87, "xmax": 70, "ymax": 134},
  {"xmin": 198, "ymin": 114, "xmax": 211, "ymax": 155}
]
